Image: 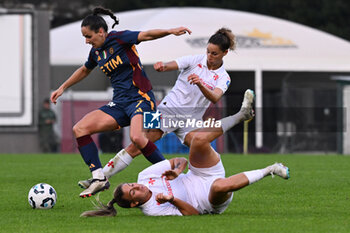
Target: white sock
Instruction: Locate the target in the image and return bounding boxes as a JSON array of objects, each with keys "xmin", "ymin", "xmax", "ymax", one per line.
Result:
[
  {"xmin": 243, "ymin": 169, "xmax": 265, "ymax": 184},
  {"xmin": 102, "ymin": 149, "xmax": 133, "ymax": 178},
  {"xmin": 221, "ymin": 112, "xmax": 244, "ymax": 133},
  {"xmin": 261, "ymin": 166, "xmax": 273, "ymax": 176},
  {"xmin": 92, "ymin": 168, "xmax": 105, "ymax": 180}
]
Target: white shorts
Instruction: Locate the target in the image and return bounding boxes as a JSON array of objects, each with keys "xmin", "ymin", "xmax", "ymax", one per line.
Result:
[
  {"xmin": 181, "ymin": 158, "xmax": 234, "ymax": 214},
  {"xmin": 158, "ymin": 104, "xmax": 201, "ymax": 143}
]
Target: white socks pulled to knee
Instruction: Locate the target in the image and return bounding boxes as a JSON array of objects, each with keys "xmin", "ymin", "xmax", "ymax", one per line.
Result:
[{"xmin": 221, "ymin": 113, "xmax": 245, "ymax": 133}]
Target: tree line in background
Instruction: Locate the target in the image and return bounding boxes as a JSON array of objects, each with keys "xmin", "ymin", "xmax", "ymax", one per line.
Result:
[{"xmin": 1, "ymin": 0, "xmax": 349, "ymax": 41}]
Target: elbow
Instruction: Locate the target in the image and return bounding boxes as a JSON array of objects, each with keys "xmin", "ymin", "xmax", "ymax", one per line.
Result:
[
  {"xmin": 208, "ymin": 89, "xmax": 223, "ymax": 104},
  {"xmin": 182, "ymin": 211, "xmax": 199, "ymax": 216},
  {"xmin": 191, "ymin": 210, "xmax": 199, "ymax": 215},
  {"xmin": 210, "ymin": 97, "xmax": 220, "ymax": 104},
  {"xmin": 179, "ymin": 157, "xmax": 188, "ymax": 166},
  {"xmin": 188, "ymin": 210, "xmax": 199, "ymax": 216}
]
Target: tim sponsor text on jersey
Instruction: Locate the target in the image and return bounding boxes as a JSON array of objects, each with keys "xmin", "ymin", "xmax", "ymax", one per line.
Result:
[{"xmin": 99, "ymin": 54, "xmax": 123, "ymax": 75}]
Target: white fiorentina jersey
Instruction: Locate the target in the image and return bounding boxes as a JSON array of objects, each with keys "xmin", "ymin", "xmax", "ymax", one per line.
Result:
[
  {"xmin": 137, "ymin": 160, "xmax": 228, "ymax": 216},
  {"xmin": 137, "ymin": 160, "xmax": 188, "ymax": 216},
  {"xmin": 160, "ymin": 54, "xmax": 231, "ymax": 118}
]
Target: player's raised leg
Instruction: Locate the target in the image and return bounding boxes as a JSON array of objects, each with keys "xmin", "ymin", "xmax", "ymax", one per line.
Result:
[
  {"xmin": 221, "ymin": 89, "xmax": 255, "ymax": 133},
  {"xmin": 189, "ymin": 89, "xmax": 255, "ymax": 168},
  {"xmin": 78, "ymin": 129, "xmax": 164, "ymax": 189},
  {"xmin": 74, "ymin": 110, "xmax": 119, "ymax": 197},
  {"xmin": 209, "ymin": 163, "xmax": 290, "ymax": 205}
]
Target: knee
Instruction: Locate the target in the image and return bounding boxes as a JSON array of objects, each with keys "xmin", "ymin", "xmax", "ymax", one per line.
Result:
[
  {"xmin": 191, "ymin": 132, "xmax": 209, "ymax": 147},
  {"xmin": 72, "ymin": 124, "xmax": 82, "ymax": 137},
  {"xmin": 130, "ymin": 134, "xmax": 146, "ymax": 147},
  {"xmin": 73, "ymin": 123, "xmax": 89, "ymax": 138},
  {"xmin": 184, "ymin": 132, "xmax": 194, "ymax": 147},
  {"xmin": 211, "ymin": 180, "xmax": 227, "ymax": 193},
  {"xmin": 211, "ymin": 178, "xmax": 238, "ymax": 193}
]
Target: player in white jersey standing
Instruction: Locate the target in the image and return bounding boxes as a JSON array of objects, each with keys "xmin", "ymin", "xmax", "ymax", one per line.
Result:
[
  {"xmin": 79, "ymin": 28, "xmax": 236, "ymax": 189},
  {"xmin": 80, "ymin": 90, "xmax": 290, "ymax": 217}
]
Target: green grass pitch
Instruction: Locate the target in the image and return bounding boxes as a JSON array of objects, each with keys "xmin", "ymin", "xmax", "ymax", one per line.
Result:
[{"xmin": 0, "ymin": 153, "xmax": 349, "ymax": 233}]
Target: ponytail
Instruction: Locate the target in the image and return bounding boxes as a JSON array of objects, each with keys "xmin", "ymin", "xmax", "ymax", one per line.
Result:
[
  {"xmin": 208, "ymin": 28, "xmax": 236, "ymax": 51},
  {"xmin": 80, "ymin": 194, "xmax": 117, "ymax": 217},
  {"xmin": 80, "ymin": 183, "xmax": 132, "ymax": 217},
  {"xmin": 92, "ymin": 6, "xmax": 119, "ymax": 29},
  {"xmin": 81, "ymin": 6, "xmax": 119, "ymax": 32}
]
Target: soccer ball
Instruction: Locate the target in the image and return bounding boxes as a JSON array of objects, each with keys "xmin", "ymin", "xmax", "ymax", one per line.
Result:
[{"xmin": 28, "ymin": 183, "xmax": 57, "ymax": 209}]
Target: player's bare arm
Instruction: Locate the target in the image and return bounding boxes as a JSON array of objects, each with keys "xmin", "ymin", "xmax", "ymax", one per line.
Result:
[
  {"xmin": 188, "ymin": 73, "xmax": 224, "ymax": 104},
  {"xmin": 162, "ymin": 157, "xmax": 188, "ymax": 180},
  {"xmin": 153, "ymin": 61, "xmax": 179, "ymax": 72},
  {"xmin": 155, "ymin": 193, "xmax": 199, "ymax": 216},
  {"xmin": 137, "ymin": 27, "xmax": 191, "ymax": 42},
  {"xmin": 51, "ymin": 65, "xmax": 92, "ymax": 104}
]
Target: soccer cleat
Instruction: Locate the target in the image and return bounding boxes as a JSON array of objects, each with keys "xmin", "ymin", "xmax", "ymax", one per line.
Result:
[
  {"xmin": 78, "ymin": 178, "xmax": 93, "ymax": 189},
  {"xmin": 270, "ymin": 163, "xmax": 290, "ymax": 179},
  {"xmin": 240, "ymin": 89, "xmax": 255, "ymax": 121},
  {"xmin": 79, "ymin": 177, "xmax": 110, "ymax": 198}
]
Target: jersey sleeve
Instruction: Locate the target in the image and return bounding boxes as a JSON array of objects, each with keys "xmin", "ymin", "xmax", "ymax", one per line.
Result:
[
  {"xmin": 175, "ymin": 54, "xmax": 203, "ymax": 71},
  {"xmin": 111, "ymin": 30, "xmax": 140, "ymax": 45},
  {"xmin": 216, "ymin": 74, "xmax": 231, "ymax": 94},
  {"xmin": 137, "ymin": 160, "xmax": 171, "ymax": 182},
  {"xmin": 84, "ymin": 49, "xmax": 97, "ymax": 70}
]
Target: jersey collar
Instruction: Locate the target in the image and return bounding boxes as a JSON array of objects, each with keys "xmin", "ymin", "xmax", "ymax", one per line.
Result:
[
  {"xmin": 138, "ymin": 193, "xmax": 155, "ymax": 210},
  {"xmin": 202, "ymin": 54, "xmax": 225, "ymax": 73}
]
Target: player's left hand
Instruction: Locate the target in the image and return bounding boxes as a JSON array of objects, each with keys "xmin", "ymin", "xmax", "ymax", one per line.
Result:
[
  {"xmin": 170, "ymin": 27, "xmax": 192, "ymax": 36},
  {"xmin": 156, "ymin": 193, "xmax": 174, "ymax": 204},
  {"xmin": 162, "ymin": 169, "xmax": 179, "ymax": 180},
  {"xmin": 188, "ymin": 74, "xmax": 201, "ymax": 85}
]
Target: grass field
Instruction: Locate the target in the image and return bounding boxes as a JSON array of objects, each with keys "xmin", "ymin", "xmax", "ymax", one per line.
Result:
[{"xmin": 1, "ymin": 153, "xmax": 349, "ymax": 233}]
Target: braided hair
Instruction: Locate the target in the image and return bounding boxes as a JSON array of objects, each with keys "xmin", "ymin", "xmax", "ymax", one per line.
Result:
[
  {"xmin": 208, "ymin": 28, "xmax": 236, "ymax": 51},
  {"xmin": 81, "ymin": 6, "xmax": 119, "ymax": 32}
]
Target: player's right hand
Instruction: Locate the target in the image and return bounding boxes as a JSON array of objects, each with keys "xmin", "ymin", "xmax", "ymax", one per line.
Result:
[
  {"xmin": 50, "ymin": 88, "xmax": 63, "ymax": 104},
  {"xmin": 154, "ymin": 62, "xmax": 165, "ymax": 72},
  {"xmin": 156, "ymin": 193, "xmax": 174, "ymax": 204},
  {"xmin": 169, "ymin": 27, "xmax": 192, "ymax": 36},
  {"xmin": 188, "ymin": 74, "xmax": 201, "ymax": 85}
]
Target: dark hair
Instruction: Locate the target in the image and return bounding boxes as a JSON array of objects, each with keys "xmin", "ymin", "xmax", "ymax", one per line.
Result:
[
  {"xmin": 80, "ymin": 183, "xmax": 131, "ymax": 217},
  {"xmin": 208, "ymin": 28, "xmax": 236, "ymax": 51},
  {"xmin": 115, "ymin": 183, "xmax": 132, "ymax": 208},
  {"xmin": 81, "ymin": 6, "xmax": 119, "ymax": 32}
]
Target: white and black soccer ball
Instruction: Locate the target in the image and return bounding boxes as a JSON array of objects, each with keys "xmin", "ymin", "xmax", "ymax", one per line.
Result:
[{"xmin": 28, "ymin": 183, "xmax": 57, "ymax": 209}]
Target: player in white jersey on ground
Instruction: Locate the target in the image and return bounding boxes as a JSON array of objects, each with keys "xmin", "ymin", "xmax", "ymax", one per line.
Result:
[
  {"xmin": 81, "ymin": 90, "xmax": 290, "ymax": 217},
  {"xmin": 79, "ymin": 28, "xmax": 236, "ymax": 189}
]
